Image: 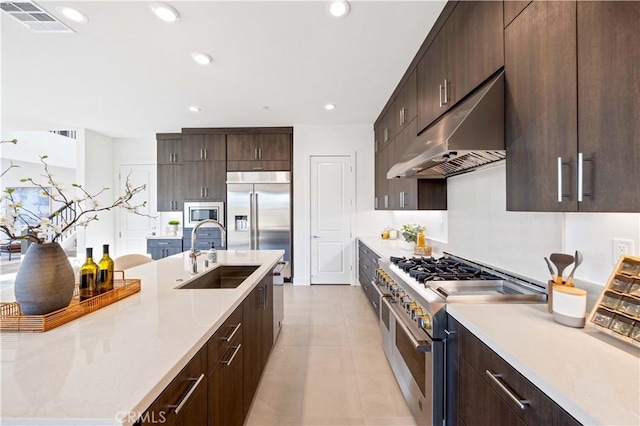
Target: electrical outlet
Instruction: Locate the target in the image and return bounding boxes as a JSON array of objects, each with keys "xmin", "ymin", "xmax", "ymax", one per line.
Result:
[{"xmin": 612, "ymin": 238, "xmax": 635, "ymax": 265}]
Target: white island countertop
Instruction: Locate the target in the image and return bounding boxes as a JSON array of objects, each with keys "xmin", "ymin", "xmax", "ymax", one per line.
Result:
[
  {"xmin": 448, "ymin": 303, "xmax": 640, "ymax": 426},
  {"xmin": 0, "ymin": 249, "xmax": 284, "ymax": 426}
]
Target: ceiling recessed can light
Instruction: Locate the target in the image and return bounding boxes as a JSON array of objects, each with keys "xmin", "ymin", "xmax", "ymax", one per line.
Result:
[
  {"xmin": 151, "ymin": 2, "xmax": 180, "ymax": 22},
  {"xmin": 327, "ymin": 1, "xmax": 350, "ymax": 18},
  {"xmin": 191, "ymin": 52, "xmax": 212, "ymax": 65},
  {"xmin": 189, "ymin": 106, "xmax": 201, "ymax": 112},
  {"xmin": 325, "ymin": 103, "xmax": 336, "ymax": 111},
  {"xmin": 58, "ymin": 6, "xmax": 88, "ymax": 23}
]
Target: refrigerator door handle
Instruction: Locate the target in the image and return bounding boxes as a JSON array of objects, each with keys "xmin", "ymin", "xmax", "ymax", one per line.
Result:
[
  {"xmin": 249, "ymin": 192, "xmax": 254, "ymax": 250},
  {"xmin": 253, "ymin": 192, "xmax": 260, "ymax": 250}
]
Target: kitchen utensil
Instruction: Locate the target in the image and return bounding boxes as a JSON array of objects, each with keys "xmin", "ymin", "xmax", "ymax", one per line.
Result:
[
  {"xmin": 544, "ymin": 257, "xmax": 557, "ymax": 282},
  {"xmin": 565, "ymin": 251, "xmax": 583, "ymax": 287},
  {"xmin": 550, "ymin": 253, "xmax": 575, "ymax": 285}
]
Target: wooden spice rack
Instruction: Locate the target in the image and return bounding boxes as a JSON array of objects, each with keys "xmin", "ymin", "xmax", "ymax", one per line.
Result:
[
  {"xmin": 588, "ymin": 255, "xmax": 640, "ymax": 348},
  {"xmin": 0, "ymin": 272, "xmax": 140, "ymax": 333}
]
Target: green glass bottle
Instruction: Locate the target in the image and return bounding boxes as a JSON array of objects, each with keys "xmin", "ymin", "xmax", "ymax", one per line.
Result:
[
  {"xmin": 79, "ymin": 247, "xmax": 98, "ymax": 301},
  {"xmin": 97, "ymin": 244, "xmax": 114, "ymax": 294}
]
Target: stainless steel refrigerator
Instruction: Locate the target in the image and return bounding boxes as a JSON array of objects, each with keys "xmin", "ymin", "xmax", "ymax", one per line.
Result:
[{"xmin": 226, "ymin": 171, "xmax": 291, "ymax": 262}]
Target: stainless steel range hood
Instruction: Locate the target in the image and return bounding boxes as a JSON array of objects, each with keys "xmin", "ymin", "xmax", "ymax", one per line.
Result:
[{"xmin": 387, "ymin": 70, "xmax": 505, "ymax": 179}]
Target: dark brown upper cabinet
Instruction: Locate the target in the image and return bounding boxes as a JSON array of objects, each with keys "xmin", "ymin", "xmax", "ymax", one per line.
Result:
[
  {"xmin": 227, "ymin": 133, "xmax": 291, "ymax": 171},
  {"xmin": 576, "ymin": 1, "xmax": 640, "ymax": 212},
  {"xmin": 418, "ymin": 0, "xmax": 504, "ymax": 134},
  {"xmin": 506, "ymin": 1, "xmax": 638, "ymax": 212},
  {"xmin": 183, "ymin": 161, "xmax": 227, "ymax": 202},
  {"xmin": 183, "ymin": 134, "xmax": 226, "ymax": 162},
  {"xmin": 505, "ymin": 1, "xmax": 577, "ymax": 212},
  {"xmin": 157, "ymin": 134, "xmax": 182, "ymax": 165},
  {"xmin": 375, "ymin": 145, "xmax": 390, "ymax": 210},
  {"xmin": 503, "ymin": 1, "xmax": 532, "ymax": 28}
]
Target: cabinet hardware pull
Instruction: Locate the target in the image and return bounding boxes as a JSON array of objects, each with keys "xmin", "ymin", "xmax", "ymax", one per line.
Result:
[
  {"xmin": 263, "ymin": 284, "xmax": 268, "ymax": 310},
  {"xmin": 254, "ymin": 148, "xmax": 258, "ymax": 159},
  {"xmin": 159, "ymin": 242, "xmax": 169, "ymax": 245},
  {"xmin": 444, "ymin": 329, "xmax": 456, "ymax": 336},
  {"xmin": 384, "ymin": 128, "xmax": 389, "ymax": 142},
  {"xmin": 173, "ymin": 373, "xmax": 205, "ymax": 414},
  {"xmin": 578, "ymin": 152, "xmax": 583, "ymax": 202},
  {"xmin": 485, "ymin": 370, "xmax": 530, "ymax": 410},
  {"xmin": 384, "ymin": 195, "xmax": 389, "ymax": 209},
  {"xmin": 258, "ymin": 148, "xmax": 262, "ymax": 159},
  {"xmin": 203, "ymin": 148, "xmax": 207, "ymax": 160},
  {"xmin": 205, "ymin": 187, "xmax": 209, "ymax": 198},
  {"xmin": 439, "ymin": 84, "xmax": 443, "ymax": 107},
  {"xmin": 222, "ymin": 344, "xmax": 242, "ymax": 366},
  {"xmin": 252, "ymin": 167, "xmax": 264, "ymax": 170},
  {"xmin": 443, "ymin": 79, "xmax": 448, "ymax": 105},
  {"xmin": 557, "ymin": 157, "xmax": 563, "ymax": 202},
  {"xmin": 223, "ymin": 323, "xmax": 241, "ymax": 343},
  {"xmin": 375, "ymin": 197, "xmax": 379, "ymax": 209}
]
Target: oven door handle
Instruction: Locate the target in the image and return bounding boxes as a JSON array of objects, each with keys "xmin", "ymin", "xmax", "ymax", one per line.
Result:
[{"xmin": 382, "ymin": 297, "xmax": 432, "ymax": 352}]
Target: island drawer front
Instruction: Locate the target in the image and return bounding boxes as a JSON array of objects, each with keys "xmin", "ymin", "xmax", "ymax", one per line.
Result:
[
  {"xmin": 458, "ymin": 325, "xmax": 581, "ymax": 426},
  {"xmin": 208, "ymin": 304, "xmax": 243, "ymax": 372},
  {"xmin": 147, "ymin": 239, "xmax": 183, "ymax": 249},
  {"xmin": 139, "ymin": 345, "xmax": 207, "ymax": 425}
]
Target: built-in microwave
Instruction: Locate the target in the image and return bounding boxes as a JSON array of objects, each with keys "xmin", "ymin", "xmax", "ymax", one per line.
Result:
[{"xmin": 183, "ymin": 202, "xmax": 225, "ymax": 228}]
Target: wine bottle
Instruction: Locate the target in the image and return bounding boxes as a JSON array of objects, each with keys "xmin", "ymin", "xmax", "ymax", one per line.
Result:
[
  {"xmin": 79, "ymin": 247, "xmax": 98, "ymax": 301},
  {"xmin": 97, "ymin": 244, "xmax": 114, "ymax": 294}
]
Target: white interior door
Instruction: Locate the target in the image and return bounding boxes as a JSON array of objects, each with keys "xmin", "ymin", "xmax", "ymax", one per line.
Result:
[
  {"xmin": 310, "ymin": 156, "xmax": 353, "ymax": 284},
  {"xmin": 117, "ymin": 165, "xmax": 155, "ymax": 257}
]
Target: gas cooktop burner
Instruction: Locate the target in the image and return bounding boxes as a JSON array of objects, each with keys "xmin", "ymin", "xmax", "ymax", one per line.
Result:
[{"xmin": 391, "ymin": 255, "xmax": 502, "ymax": 282}]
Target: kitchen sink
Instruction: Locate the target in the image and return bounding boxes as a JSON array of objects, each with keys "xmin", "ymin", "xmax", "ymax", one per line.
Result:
[{"xmin": 177, "ymin": 265, "xmax": 259, "ymax": 289}]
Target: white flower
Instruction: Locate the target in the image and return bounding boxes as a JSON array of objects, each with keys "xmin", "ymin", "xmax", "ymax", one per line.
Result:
[
  {"xmin": 92, "ymin": 200, "xmax": 99, "ymax": 209},
  {"xmin": 39, "ymin": 217, "xmax": 52, "ymax": 227}
]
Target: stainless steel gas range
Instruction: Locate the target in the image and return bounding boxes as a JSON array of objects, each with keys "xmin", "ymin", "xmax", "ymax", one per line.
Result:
[{"xmin": 371, "ymin": 252, "xmax": 546, "ymax": 425}]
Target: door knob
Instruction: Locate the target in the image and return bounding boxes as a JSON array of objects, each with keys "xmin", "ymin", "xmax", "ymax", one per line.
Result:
[{"xmin": 312, "ymin": 235, "xmax": 320, "ymax": 239}]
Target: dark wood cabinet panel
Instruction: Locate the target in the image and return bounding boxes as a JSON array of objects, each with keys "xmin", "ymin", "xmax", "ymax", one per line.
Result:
[
  {"xmin": 375, "ymin": 145, "xmax": 390, "ymax": 210},
  {"xmin": 576, "ymin": 1, "xmax": 640, "ymax": 212},
  {"xmin": 242, "ymin": 283, "xmax": 262, "ymax": 418},
  {"xmin": 504, "ymin": 1, "xmax": 531, "ymax": 27},
  {"xmin": 454, "ymin": 322, "xmax": 581, "ymax": 426},
  {"xmin": 139, "ymin": 347, "xmax": 207, "ymax": 426},
  {"xmin": 446, "ymin": 0, "xmax": 504, "ymax": 106},
  {"xmin": 417, "ymin": 29, "xmax": 448, "ymax": 133},
  {"xmin": 259, "ymin": 133, "xmax": 291, "ymax": 162},
  {"xmin": 227, "ymin": 134, "xmax": 258, "ymax": 161},
  {"xmin": 227, "ymin": 160, "xmax": 290, "ymax": 172},
  {"xmin": 417, "ymin": 180, "xmax": 447, "ymax": 211},
  {"xmin": 183, "ymin": 134, "xmax": 226, "ymax": 162},
  {"xmin": 505, "ymin": 0, "xmax": 578, "ymax": 212},
  {"xmin": 261, "ymin": 276, "xmax": 274, "ymax": 368},
  {"xmin": 157, "ymin": 164, "xmax": 183, "ymax": 211},
  {"xmin": 157, "ymin": 135, "xmax": 182, "ymax": 165},
  {"xmin": 183, "ymin": 161, "xmax": 226, "ymax": 201}
]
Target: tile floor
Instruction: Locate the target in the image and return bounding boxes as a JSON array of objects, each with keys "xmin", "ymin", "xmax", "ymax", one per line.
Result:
[{"xmin": 245, "ymin": 284, "xmax": 417, "ymax": 426}]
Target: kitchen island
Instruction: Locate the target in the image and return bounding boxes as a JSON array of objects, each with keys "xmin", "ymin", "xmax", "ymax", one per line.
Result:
[{"xmin": 0, "ymin": 249, "xmax": 284, "ymax": 425}]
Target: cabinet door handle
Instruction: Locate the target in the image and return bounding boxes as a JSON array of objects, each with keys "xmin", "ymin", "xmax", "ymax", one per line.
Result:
[
  {"xmin": 443, "ymin": 79, "xmax": 448, "ymax": 105},
  {"xmin": 557, "ymin": 157, "xmax": 563, "ymax": 202},
  {"xmin": 258, "ymin": 148, "xmax": 262, "ymax": 159},
  {"xmin": 252, "ymin": 167, "xmax": 264, "ymax": 170},
  {"xmin": 222, "ymin": 344, "xmax": 242, "ymax": 366},
  {"xmin": 577, "ymin": 152, "xmax": 583, "ymax": 202},
  {"xmin": 203, "ymin": 148, "xmax": 207, "ymax": 160},
  {"xmin": 485, "ymin": 370, "xmax": 530, "ymax": 410},
  {"xmin": 173, "ymin": 373, "xmax": 205, "ymax": 414},
  {"xmin": 205, "ymin": 187, "xmax": 209, "ymax": 198},
  {"xmin": 375, "ymin": 197, "xmax": 379, "ymax": 209},
  {"xmin": 384, "ymin": 195, "xmax": 389, "ymax": 209},
  {"xmin": 439, "ymin": 84, "xmax": 443, "ymax": 107},
  {"xmin": 254, "ymin": 148, "xmax": 258, "ymax": 159},
  {"xmin": 263, "ymin": 284, "xmax": 268, "ymax": 310},
  {"xmin": 223, "ymin": 323, "xmax": 241, "ymax": 343},
  {"xmin": 159, "ymin": 242, "xmax": 169, "ymax": 245}
]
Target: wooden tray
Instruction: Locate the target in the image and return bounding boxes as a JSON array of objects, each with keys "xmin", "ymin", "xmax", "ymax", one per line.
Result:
[
  {"xmin": 588, "ymin": 255, "xmax": 640, "ymax": 348},
  {"xmin": 0, "ymin": 273, "xmax": 140, "ymax": 333}
]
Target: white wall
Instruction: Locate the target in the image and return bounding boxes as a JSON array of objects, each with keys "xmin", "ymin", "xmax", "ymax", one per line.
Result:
[
  {"xmin": 76, "ymin": 129, "xmax": 115, "ymax": 255},
  {"xmin": 292, "ymin": 124, "xmax": 389, "ymax": 285},
  {"xmin": 0, "ymin": 131, "xmax": 76, "ymax": 168}
]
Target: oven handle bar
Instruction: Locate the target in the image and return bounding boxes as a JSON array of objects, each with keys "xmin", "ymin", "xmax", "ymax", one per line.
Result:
[{"xmin": 382, "ymin": 297, "xmax": 432, "ymax": 352}]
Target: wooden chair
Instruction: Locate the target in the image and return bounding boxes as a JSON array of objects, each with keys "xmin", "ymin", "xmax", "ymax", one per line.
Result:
[{"xmin": 114, "ymin": 254, "xmax": 153, "ymax": 271}]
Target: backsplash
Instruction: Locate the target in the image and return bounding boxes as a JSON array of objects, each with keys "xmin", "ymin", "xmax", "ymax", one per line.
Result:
[{"xmin": 383, "ymin": 162, "xmax": 639, "ymax": 287}]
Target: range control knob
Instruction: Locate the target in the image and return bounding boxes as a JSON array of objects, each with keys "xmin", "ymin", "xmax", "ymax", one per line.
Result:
[
  {"xmin": 408, "ymin": 301, "xmax": 418, "ymax": 315},
  {"xmin": 412, "ymin": 307, "xmax": 424, "ymax": 321},
  {"xmin": 417, "ymin": 313, "xmax": 432, "ymax": 330}
]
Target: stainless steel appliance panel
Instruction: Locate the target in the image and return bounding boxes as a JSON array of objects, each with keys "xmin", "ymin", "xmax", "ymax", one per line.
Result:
[
  {"xmin": 255, "ymin": 183, "xmax": 290, "ymax": 261},
  {"xmin": 183, "ymin": 201, "xmax": 225, "ymax": 228},
  {"xmin": 272, "ymin": 260, "xmax": 289, "ymax": 344},
  {"xmin": 226, "ymin": 183, "xmax": 253, "ymax": 252}
]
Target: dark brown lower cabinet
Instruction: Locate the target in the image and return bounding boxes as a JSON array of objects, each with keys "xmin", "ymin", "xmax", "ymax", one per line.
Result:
[
  {"xmin": 138, "ymin": 347, "xmax": 208, "ymax": 426},
  {"xmin": 208, "ymin": 305, "xmax": 244, "ymax": 426},
  {"xmin": 453, "ymin": 320, "xmax": 581, "ymax": 426}
]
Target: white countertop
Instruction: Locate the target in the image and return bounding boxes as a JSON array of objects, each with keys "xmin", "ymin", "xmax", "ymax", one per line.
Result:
[
  {"xmin": 0, "ymin": 250, "xmax": 284, "ymax": 426},
  {"xmin": 447, "ymin": 304, "xmax": 640, "ymax": 426},
  {"xmin": 358, "ymin": 236, "xmax": 444, "ymax": 260},
  {"xmin": 145, "ymin": 235, "xmax": 183, "ymax": 240}
]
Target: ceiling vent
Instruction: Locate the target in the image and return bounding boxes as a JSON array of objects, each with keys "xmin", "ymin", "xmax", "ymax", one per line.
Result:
[{"xmin": 1, "ymin": 1, "xmax": 73, "ymax": 33}]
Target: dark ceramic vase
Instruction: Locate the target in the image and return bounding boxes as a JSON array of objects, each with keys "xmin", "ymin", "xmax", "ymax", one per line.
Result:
[{"xmin": 14, "ymin": 242, "xmax": 75, "ymax": 315}]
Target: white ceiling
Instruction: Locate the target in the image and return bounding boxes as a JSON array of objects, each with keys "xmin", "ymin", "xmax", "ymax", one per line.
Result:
[{"xmin": 1, "ymin": 1, "xmax": 446, "ymax": 139}]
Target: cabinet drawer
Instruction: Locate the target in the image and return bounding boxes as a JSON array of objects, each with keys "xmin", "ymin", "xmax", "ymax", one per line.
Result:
[
  {"xmin": 139, "ymin": 346, "xmax": 207, "ymax": 425},
  {"xmin": 458, "ymin": 325, "xmax": 580, "ymax": 425},
  {"xmin": 207, "ymin": 305, "xmax": 243, "ymax": 372},
  {"xmin": 148, "ymin": 239, "xmax": 182, "ymax": 249}
]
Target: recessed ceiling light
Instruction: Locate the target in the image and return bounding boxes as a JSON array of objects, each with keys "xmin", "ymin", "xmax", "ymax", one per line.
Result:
[
  {"xmin": 325, "ymin": 103, "xmax": 336, "ymax": 111},
  {"xmin": 327, "ymin": 1, "xmax": 350, "ymax": 18},
  {"xmin": 189, "ymin": 106, "xmax": 201, "ymax": 112},
  {"xmin": 58, "ymin": 6, "xmax": 88, "ymax": 23},
  {"xmin": 191, "ymin": 52, "xmax": 212, "ymax": 65},
  {"xmin": 262, "ymin": 106, "xmax": 270, "ymax": 110},
  {"xmin": 151, "ymin": 2, "xmax": 180, "ymax": 23}
]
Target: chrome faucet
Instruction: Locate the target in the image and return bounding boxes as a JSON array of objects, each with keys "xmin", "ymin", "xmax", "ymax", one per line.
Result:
[{"xmin": 190, "ymin": 219, "xmax": 226, "ymax": 274}]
